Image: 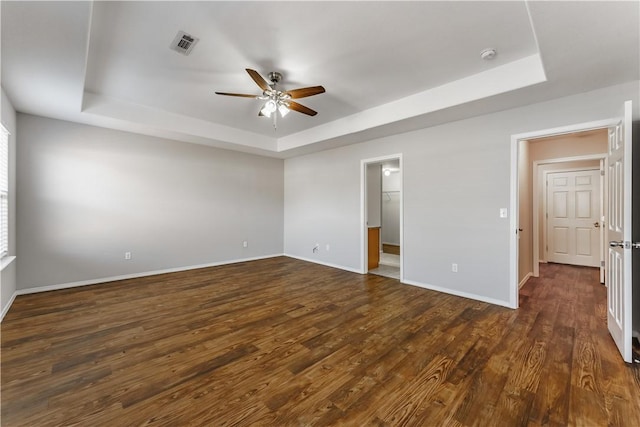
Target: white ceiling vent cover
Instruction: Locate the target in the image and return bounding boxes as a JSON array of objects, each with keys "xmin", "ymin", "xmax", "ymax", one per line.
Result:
[{"xmin": 170, "ymin": 31, "xmax": 199, "ymax": 56}]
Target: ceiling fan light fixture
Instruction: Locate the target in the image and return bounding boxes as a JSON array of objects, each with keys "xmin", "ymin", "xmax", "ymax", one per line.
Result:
[
  {"xmin": 278, "ymin": 103, "xmax": 290, "ymax": 117},
  {"xmin": 216, "ymin": 68, "xmax": 325, "ymax": 129},
  {"xmin": 261, "ymin": 99, "xmax": 277, "ymax": 117}
]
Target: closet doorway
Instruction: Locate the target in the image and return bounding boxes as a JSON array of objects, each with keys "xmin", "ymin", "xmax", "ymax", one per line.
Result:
[{"xmin": 361, "ymin": 155, "xmax": 403, "ymax": 281}]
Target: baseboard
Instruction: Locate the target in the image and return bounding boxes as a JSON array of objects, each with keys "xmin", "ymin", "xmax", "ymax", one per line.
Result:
[
  {"xmin": 519, "ymin": 272, "xmax": 533, "ymax": 289},
  {"xmin": 283, "ymin": 253, "xmax": 362, "ymax": 274},
  {"xmin": 15, "ymin": 254, "xmax": 285, "ymax": 296},
  {"xmin": 1, "ymin": 290, "xmax": 18, "ymax": 322},
  {"xmin": 401, "ymin": 278, "xmax": 512, "ymax": 309}
]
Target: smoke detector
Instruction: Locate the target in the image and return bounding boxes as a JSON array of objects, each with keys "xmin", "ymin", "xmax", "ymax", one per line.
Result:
[
  {"xmin": 480, "ymin": 48, "xmax": 497, "ymax": 60},
  {"xmin": 170, "ymin": 31, "xmax": 199, "ymax": 56}
]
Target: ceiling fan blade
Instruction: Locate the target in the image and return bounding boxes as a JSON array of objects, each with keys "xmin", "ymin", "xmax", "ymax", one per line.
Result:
[
  {"xmin": 287, "ymin": 101, "xmax": 318, "ymax": 116},
  {"xmin": 284, "ymin": 86, "xmax": 326, "ymax": 99},
  {"xmin": 246, "ymin": 68, "xmax": 271, "ymax": 92},
  {"xmin": 214, "ymin": 92, "xmax": 258, "ymax": 98}
]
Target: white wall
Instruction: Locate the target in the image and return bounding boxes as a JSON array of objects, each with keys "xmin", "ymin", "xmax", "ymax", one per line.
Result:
[
  {"xmin": 16, "ymin": 114, "xmax": 284, "ymax": 291},
  {"xmin": 284, "ymin": 80, "xmax": 639, "ymax": 307},
  {"xmin": 517, "ymin": 139, "xmax": 531, "ymax": 283},
  {"xmin": 382, "ymin": 171, "xmax": 400, "ymax": 246},
  {"xmin": 1, "ymin": 87, "xmax": 17, "ymax": 318},
  {"xmin": 366, "ymin": 163, "xmax": 381, "ymax": 228}
]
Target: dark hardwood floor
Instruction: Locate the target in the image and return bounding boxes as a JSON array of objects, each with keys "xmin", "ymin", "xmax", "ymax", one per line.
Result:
[{"xmin": 1, "ymin": 258, "xmax": 639, "ymax": 426}]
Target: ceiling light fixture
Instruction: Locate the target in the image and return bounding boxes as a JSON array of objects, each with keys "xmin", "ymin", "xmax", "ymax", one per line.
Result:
[
  {"xmin": 258, "ymin": 72, "xmax": 293, "ymax": 128},
  {"xmin": 260, "ymin": 99, "xmax": 278, "ymax": 117},
  {"xmin": 215, "ymin": 69, "xmax": 325, "ymax": 131}
]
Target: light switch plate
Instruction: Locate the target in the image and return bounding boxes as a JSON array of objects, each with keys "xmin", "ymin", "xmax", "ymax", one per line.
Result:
[{"xmin": 500, "ymin": 208, "xmax": 508, "ymax": 218}]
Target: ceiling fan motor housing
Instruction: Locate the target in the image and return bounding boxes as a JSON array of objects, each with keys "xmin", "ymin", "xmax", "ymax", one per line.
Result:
[{"xmin": 268, "ymin": 72, "xmax": 283, "ymax": 85}]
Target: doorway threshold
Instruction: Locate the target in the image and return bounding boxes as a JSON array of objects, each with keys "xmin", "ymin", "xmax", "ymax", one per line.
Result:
[{"xmin": 369, "ymin": 265, "xmax": 400, "ymax": 280}]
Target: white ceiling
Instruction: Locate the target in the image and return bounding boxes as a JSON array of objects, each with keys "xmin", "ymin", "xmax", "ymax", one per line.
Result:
[{"xmin": 2, "ymin": 1, "xmax": 638, "ymax": 158}]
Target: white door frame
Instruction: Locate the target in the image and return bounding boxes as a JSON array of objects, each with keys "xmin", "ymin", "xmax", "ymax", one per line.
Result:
[
  {"xmin": 510, "ymin": 119, "xmax": 618, "ymax": 308},
  {"xmin": 360, "ymin": 153, "xmax": 403, "ymax": 281},
  {"xmin": 534, "ymin": 157, "xmax": 605, "ymax": 277}
]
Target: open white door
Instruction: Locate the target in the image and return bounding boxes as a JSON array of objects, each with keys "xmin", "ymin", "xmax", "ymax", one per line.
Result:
[{"xmin": 607, "ymin": 100, "xmax": 633, "ymax": 363}]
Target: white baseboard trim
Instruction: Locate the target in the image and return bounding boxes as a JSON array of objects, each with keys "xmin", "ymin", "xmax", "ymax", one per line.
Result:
[
  {"xmin": 1, "ymin": 291, "xmax": 18, "ymax": 322},
  {"xmin": 15, "ymin": 254, "xmax": 285, "ymax": 296},
  {"xmin": 401, "ymin": 278, "xmax": 512, "ymax": 309},
  {"xmin": 519, "ymin": 272, "xmax": 533, "ymax": 289},
  {"xmin": 283, "ymin": 253, "xmax": 362, "ymax": 274}
]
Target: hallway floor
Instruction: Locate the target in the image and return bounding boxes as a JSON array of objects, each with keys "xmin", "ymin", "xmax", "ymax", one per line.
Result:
[{"xmin": 369, "ymin": 252, "xmax": 400, "ymax": 279}]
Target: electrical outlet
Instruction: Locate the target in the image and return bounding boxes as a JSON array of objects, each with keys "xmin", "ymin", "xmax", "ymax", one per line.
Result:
[
  {"xmin": 452, "ymin": 263, "xmax": 458, "ymax": 273},
  {"xmin": 125, "ymin": 252, "xmax": 132, "ymax": 260},
  {"xmin": 243, "ymin": 240, "xmax": 248, "ymax": 248}
]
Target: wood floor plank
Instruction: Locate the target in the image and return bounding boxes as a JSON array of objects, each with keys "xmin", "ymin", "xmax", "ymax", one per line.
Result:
[{"xmin": 2, "ymin": 258, "xmax": 639, "ymax": 426}]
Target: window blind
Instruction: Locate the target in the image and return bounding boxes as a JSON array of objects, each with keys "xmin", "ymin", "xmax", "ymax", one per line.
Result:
[{"xmin": 0, "ymin": 124, "xmax": 9, "ymax": 258}]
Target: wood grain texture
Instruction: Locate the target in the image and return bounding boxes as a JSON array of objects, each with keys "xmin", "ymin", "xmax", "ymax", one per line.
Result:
[{"xmin": 2, "ymin": 258, "xmax": 639, "ymax": 426}]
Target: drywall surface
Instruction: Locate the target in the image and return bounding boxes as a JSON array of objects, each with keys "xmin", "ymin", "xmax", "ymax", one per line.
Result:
[
  {"xmin": 529, "ymin": 129, "xmax": 608, "ymax": 161},
  {"xmin": 366, "ymin": 163, "xmax": 381, "ymax": 228},
  {"xmin": 518, "ymin": 139, "xmax": 531, "ymax": 283},
  {"xmin": 284, "ymin": 80, "xmax": 639, "ymax": 306},
  {"xmin": 382, "ymin": 191, "xmax": 400, "ymax": 246},
  {"xmin": 16, "ymin": 114, "xmax": 284, "ymax": 290},
  {"xmin": 1, "ymin": 87, "xmax": 17, "ymax": 317}
]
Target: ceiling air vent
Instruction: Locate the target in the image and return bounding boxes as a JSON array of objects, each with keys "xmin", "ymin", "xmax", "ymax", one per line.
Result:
[{"xmin": 170, "ymin": 31, "xmax": 199, "ymax": 56}]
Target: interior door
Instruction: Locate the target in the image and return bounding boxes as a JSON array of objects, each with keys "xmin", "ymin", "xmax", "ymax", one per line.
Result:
[
  {"xmin": 607, "ymin": 100, "xmax": 633, "ymax": 363},
  {"xmin": 547, "ymin": 170, "xmax": 601, "ymax": 267}
]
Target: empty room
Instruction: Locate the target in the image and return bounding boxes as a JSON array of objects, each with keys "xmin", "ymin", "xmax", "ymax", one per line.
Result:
[{"xmin": 1, "ymin": 1, "xmax": 639, "ymax": 426}]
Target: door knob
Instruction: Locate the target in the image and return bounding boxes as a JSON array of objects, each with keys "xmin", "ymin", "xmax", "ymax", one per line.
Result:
[
  {"xmin": 610, "ymin": 241, "xmax": 624, "ymax": 248},
  {"xmin": 594, "ymin": 221, "xmax": 600, "ymax": 228}
]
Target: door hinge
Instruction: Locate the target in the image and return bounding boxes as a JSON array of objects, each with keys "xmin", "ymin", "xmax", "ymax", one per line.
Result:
[
  {"xmin": 601, "ymin": 260, "xmax": 605, "ymax": 267},
  {"xmin": 546, "ymin": 245, "xmax": 548, "ymax": 251},
  {"xmin": 600, "ymin": 170, "xmax": 605, "ymax": 176}
]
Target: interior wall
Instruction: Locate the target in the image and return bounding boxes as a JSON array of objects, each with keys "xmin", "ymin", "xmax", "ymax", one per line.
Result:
[
  {"xmin": 366, "ymin": 163, "xmax": 381, "ymax": 228},
  {"xmin": 16, "ymin": 114, "xmax": 284, "ymax": 291},
  {"xmin": 529, "ymin": 130, "xmax": 608, "ymax": 160},
  {"xmin": 1, "ymin": 87, "xmax": 17, "ymax": 317},
  {"xmin": 632, "ymin": 121, "xmax": 640, "ymax": 337},
  {"xmin": 284, "ymin": 80, "xmax": 639, "ymax": 307},
  {"xmin": 382, "ymin": 170, "xmax": 400, "ymax": 246},
  {"xmin": 518, "ymin": 139, "xmax": 531, "ymax": 283}
]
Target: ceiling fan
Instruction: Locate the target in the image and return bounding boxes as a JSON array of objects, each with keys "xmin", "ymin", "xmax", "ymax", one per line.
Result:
[{"xmin": 215, "ymin": 69, "xmax": 325, "ymax": 129}]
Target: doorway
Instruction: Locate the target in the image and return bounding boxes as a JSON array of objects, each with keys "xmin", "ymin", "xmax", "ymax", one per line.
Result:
[
  {"xmin": 361, "ymin": 154, "xmax": 403, "ymax": 281},
  {"xmin": 510, "ymin": 123, "xmax": 614, "ymax": 309},
  {"xmin": 512, "ymin": 102, "xmax": 635, "ymax": 363},
  {"xmin": 544, "ymin": 168, "xmax": 602, "ymax": 267}
]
